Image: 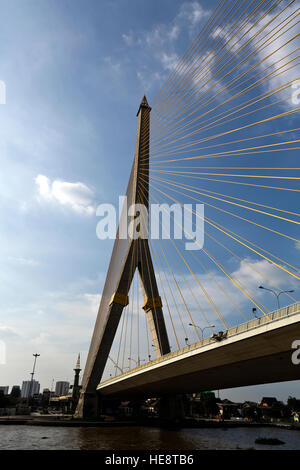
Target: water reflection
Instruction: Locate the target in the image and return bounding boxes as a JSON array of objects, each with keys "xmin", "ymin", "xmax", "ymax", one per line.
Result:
[{"xmin": 0, "ymin": 425, "xmax": 299, "ymax": 450}]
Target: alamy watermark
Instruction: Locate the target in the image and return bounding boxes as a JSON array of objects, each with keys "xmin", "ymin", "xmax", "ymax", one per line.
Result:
[
  {"xmin": 291, "ymin": 340, "xmax": 300, "ymax": 365},
  {"xmin": 96, "ymin": 196, "xmax": 204, "ymax": 251},
  {"xmin": 0, "ymin": 81, "xmax": 6, "ymax": 104},
  {"xmin": 0, "ymin": 340, "xmax": 6, "ymax": 364},
  {"xmin": 291, "ymin": 80, "xmax": 300, "ymax": 106}
]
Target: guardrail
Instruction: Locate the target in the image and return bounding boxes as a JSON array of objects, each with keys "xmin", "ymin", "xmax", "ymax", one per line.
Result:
[
  {"xmin": 50, "ymin": 395, "xmax": 72, "ymax": 401},
  {"xmin": 98, "ymin": 301, "xmax": 300, "ymax": 389}
]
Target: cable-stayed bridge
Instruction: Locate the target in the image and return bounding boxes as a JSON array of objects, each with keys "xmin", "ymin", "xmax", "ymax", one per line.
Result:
[
  {"xmin": 76, "ymin": 0, "xmax": 300, "ymax": 418},
  {"xmin": 97, "ymin": 303, "xmax": 300, "ymax": 398}
]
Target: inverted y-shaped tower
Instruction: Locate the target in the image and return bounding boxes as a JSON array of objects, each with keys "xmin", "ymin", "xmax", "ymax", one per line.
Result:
[{"xmin": 76, "ymin": 96, "xmax": 170, "ymax": 418}]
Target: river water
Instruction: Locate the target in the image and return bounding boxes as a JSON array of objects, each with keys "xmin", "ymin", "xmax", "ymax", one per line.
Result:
[{"xmin": 0, "ymin": 425, "xmax": 299, "ymax": 450}]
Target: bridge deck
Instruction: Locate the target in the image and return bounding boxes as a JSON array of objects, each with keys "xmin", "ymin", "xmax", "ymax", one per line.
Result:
[{"xmin": 97, "ymin": 302, "xmax": 300, "ymax": 397}]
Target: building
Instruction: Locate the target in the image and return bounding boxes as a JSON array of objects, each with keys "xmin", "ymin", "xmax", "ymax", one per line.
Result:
[
  {"xmin": 55, "ymin": 381, "xmax": 70, "ymax": 397},
  {"xmin": 10, "ymin": 385, "xmax": 21, "ymax": 398},
  {"xmin": 21, "ymin": 380, "xmax": 40, "ymax": 398},
  {"xmin": 217, "ymin": 399, "xmax": 242, "ymax": 420},
  {"xmin": 0, "ymin": 386, "xmax": 9, "ymax": 395},
  {"xmin": 260, "ymin": 397, "xmax": 278, "ymax": 407}
]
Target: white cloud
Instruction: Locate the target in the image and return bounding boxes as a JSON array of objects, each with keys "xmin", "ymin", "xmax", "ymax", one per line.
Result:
[
  {"xmin": 137, "ymin": 68, "xmax": 166, "ymax": 91},
  {"xmin": 83, "ymin": 293, "xmax": 101, "ymax": 309},
  {"xmin": 184, "ymin": 50, "xmax": 222, "ymax": 94},
  {"xmin": 0, "ymin": 326, "xmax": 19, "ymax": 337},
  {"xmin": 154, "ymin": 256, "xmax": 297, "ymax": 335},
  {"xmin": 178, "ymin": 1, "xmax": 210, "ymax": 29},
  {"xmin": 160, "ymin": 52, "xmax": 180, "ymax": 71},
  {"xmin": 35, "ymin": 174, "xmax": 95, "ymax": 215},
  {"xmin": 122, "ymin": 2, "xmax": 210, "ymax": 53},
  {"xmin": 122, "ymin": 31, "xmax": 134, "ymax": 46},
  {"xmin": 145, "ymin": 24, "xmax": 180, "ymax": 47},
  {"xmin": 212, "ymin": 2, "xmax": 300, "ymax": 108},
  {"xmin": 8, "ymin": 256, "xmax": 39, "ymax": 267},
  {"xmin": 103, "ymin": 56, "xmax": 122, "ymax": 75},
  {"xmin": 143, "ymin": 1, "xmax": 209, "ymax": 46},
  {"xmin": 31, "ymin": 332, "xmax": 50, "ymax": 345},
  {"xmin": 231, "ymin": 257, "xmax": 296, "ymax": 289},
  {"xmin": 36, "ymin": 175, "xmax": 51, "ymax": 198},
  {"xmin": 120, "ymin": 2, "xmax": 212, "ymax": 93},
  {"xmin": 169, "ymin": 24, "xmax": 180, "ymax": 41},
  {"xmin": 0, "ymin": 276, "xmax": 103, "ymax": 387}
]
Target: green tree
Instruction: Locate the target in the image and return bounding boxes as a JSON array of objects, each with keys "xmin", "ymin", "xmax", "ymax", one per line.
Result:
[
  {"xmin": 287, "ymin": 396, "xmax": 300, "ymax": 412},
  {"xmin": 242, "ymin": 404, "xmax": 258, "ymax": 421},
  {"xmin": 200, "ymin": 392, "xmax": 219, "ymax": 417},
  {"xmin": 0, "ymin": 391, "xmax": 10, "ymax": 408}
]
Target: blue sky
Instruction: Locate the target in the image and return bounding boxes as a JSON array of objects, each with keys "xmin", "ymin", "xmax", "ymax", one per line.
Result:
[{"xmin": 0, "ymin": 0, "xmax": 299, "ymax": 403}]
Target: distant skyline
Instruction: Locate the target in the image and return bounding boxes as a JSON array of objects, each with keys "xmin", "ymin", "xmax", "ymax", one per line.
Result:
[{"xmin": 0, "ymin": 0, "xmax": 299, "ymax": 403}]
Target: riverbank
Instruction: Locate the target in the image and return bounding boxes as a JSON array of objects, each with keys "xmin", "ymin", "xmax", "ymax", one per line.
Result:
[{"xmin": 0, "ymin": 415, "xmax": 299, "ymax": 430}]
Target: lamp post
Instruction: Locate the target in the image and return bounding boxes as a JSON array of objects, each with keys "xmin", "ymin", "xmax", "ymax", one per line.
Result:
[
  {"xmin": 27, "ymin": 353, "xmax": 40, "ymax": 405},
  {"xmin": 189, "ymin": 323, "xmax": 215, "ymax": 341},
  {"xmin": 128, "ymin": 357, "xmax": 145, "ymax": 367},
  {"xmin": 128, "ymin": 357, "xmax": 137, "ymax": 367},
  {"xmin": 258, "ymin": 286, "xmax": 294, "ymax": 309},
  {"xmin": 108, "ymin": 355, "xmax": 124, "ymax": 374},
  {"xmin": 252, "ymin": 307, "xmax": 258, "ymax": 318}
]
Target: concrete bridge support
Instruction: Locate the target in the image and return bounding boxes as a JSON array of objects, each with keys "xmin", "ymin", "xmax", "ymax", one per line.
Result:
[
  {"xmin": 75, "ymin": 96, "xmax": 171, "ymax": 419},
  {"xmin": 75, "ymin": 392, "xmax": 100, "ymax": 419},
  {"xmin": 159, "ymin": 395, "xmax": 185, "ymax": 426}
]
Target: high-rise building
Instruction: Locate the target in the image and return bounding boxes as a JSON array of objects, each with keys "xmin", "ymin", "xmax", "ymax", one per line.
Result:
[
  {"xmin": 10, "ymin": 385, "xmax": 21, "ymax": 398},
  {"xmin": 0, "ymin": 386, "xmax": 9, "ymax": 395},
  {"xmin": 21, "ymin": 380, "xmax": 40, "ymax": 398},
  {"xmin": 55, "ymin": 381, "xmax": 70, "ymax": 397}
]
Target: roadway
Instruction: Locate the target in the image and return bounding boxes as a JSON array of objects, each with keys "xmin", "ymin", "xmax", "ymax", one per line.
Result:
[{"xmin": 97, "ymin": 302, "xmax": 300, "ymax": 398}]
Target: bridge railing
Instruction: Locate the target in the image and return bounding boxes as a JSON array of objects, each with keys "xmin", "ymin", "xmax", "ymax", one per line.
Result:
[{"xmin": 99, "ymin": 301, "xmax": 300, "ymax": 387}]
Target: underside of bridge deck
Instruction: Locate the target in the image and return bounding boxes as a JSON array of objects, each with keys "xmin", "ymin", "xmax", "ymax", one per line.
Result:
[{"xmin": 97, "ymin": 315, "xmax": 300, "ymax": 399}]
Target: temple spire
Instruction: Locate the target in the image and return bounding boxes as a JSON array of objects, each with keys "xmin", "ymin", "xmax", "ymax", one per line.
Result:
[
  {"xmin": 74, "ymin": 353, "xmax": 81, "ymax": 371},
  {"xmin": 72, "ymin": 353, "xmax": 81, "ymax": 413}
]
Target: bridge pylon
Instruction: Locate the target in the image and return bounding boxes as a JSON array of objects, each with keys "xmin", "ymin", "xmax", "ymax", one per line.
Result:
[{"xmin": 75, "ymin": 96, "xmax": 170, "ymax": 418}]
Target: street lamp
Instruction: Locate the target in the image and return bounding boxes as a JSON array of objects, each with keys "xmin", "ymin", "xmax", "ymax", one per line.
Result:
[
  {"xmin": 114, "ymin": 364, "xmax": 123, "ymax": 374},
  {"xmin": 108, "ymin": 355, "xmax": 124, "ymax": 374},
  {"xmin": 128, "ymin": 357, "xmax": 145, "ymax": 367},
  {"xmin": 128, "ymin": 357, "xmax": 137, "ymax": 366},
  {"xmin": 189, "ymin": 323, "xmax": 215, "ymax": 341},
  {"xmin": 258, "ymin": 285, "xmax": 294, "ymax": 309},
  {"xmin": 28, "ymin": 353, "xmax": 40, "ymax": 405}
]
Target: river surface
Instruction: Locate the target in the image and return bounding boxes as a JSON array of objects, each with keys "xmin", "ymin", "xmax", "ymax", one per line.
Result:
[{"xmin": 0, "ymin": 425, "xmax": 299, "ymax": 450}]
